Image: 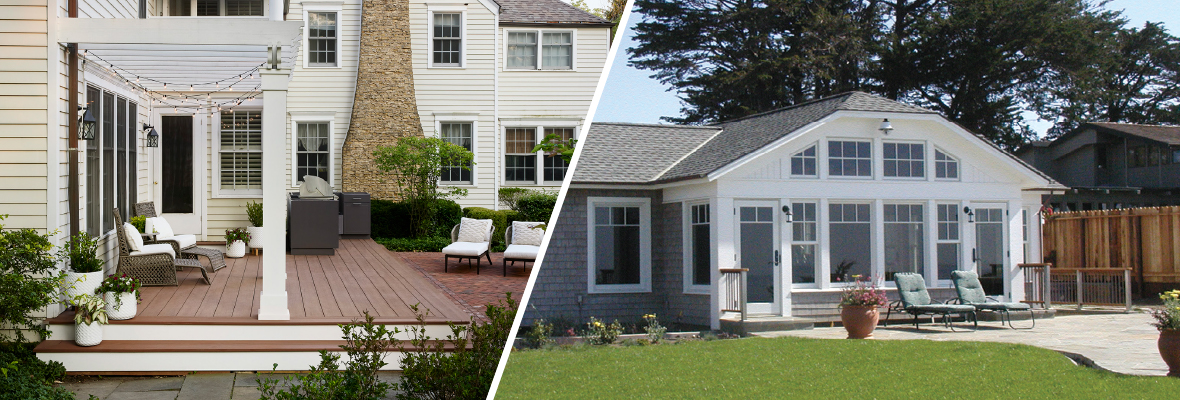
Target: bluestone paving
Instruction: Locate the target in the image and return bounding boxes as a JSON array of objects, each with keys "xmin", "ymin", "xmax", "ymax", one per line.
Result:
[
  {"xmin": 60, "ymin": 378, "xmax": 122, "ymax": 400},
  {"xmin": 176, "ymin": 373, "xmax": 235, "ymax": 400},
  {"xmin": 231, "ymin": 386, "xmax": 262, "ymax": 400},
  {"xmin": 104, "ymin": 391, "xmax": 179, "ymax": 400},
  {"xmin": 113, "ymin": 376, "xmax": 184, "ymax": 392},
  {"xmin": 757, "ymin": 312, "xmax": 1169, "ymax": 376},
  {"xmin": 233, "ymin": 373, "xmax": 260, "ymax": 387}
]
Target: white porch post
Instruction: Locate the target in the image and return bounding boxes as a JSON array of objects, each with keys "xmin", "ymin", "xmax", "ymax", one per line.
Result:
[{"xmin": 258, "ymin": 67, "xmax": 291, "ymax": 320}]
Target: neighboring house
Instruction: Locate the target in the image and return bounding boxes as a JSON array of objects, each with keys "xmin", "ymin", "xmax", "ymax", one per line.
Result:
[
  {"xmin": 525, "ymin": 92, "xmax": 1064, "ymax": 331},
  {"xmin": 1016, "ymin": 122, "xmax": 1180, "ymax": 210},
  {"xmin": 0, "ymin": 0, "xmax": 606, "ymax": 371}
]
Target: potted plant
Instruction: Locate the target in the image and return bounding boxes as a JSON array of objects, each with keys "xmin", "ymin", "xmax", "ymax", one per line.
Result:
[
  {"xmin": 72, "ymin": 293, "xmax": 108, "ymax": 347},
  {"xmin": 245, "ymin": 201, "xmax": 263, "ymax": 249},
  {"xmin": 59, "ymin": 232, "xmax": 104, "ymax": 301},
  {"xmin": 1151, "ymin": 289, "xmax": 1180, "ymax": 377},
  {"xmin": 839, "ymin": 275, "xmax": 888, "ymax": 339},
  {"xmin": 225, "ymin": 228, "xmax": 250, "ymax": 258},
  {"xmin": 96, "ymin": 274, "xmax": 141, "ymax": 320},
  {"xmin": 129, "ymin": 215, "xmax": 147, "ymax": 234}
]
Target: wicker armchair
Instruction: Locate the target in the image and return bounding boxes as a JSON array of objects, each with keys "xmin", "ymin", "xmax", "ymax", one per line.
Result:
[
  {"xmin": 114, "ymin": 208, "xmax": 209, "ymax": 286},
  {"xmin": 134, "ymin": 201, "xmax": 227, "ymax": 272}
]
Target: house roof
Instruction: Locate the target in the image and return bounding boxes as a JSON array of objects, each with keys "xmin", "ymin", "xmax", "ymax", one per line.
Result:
[
  {"xmin": 571, "ymin": 123, "xmax": 722, "ymax": 184},
  {"xmin": 1086, "ymin": 122, "xmax": 1180, "ymax": 145},
  {"xmin": 496, "ymin": 0, "xmax": 612, "ymax": 25}
]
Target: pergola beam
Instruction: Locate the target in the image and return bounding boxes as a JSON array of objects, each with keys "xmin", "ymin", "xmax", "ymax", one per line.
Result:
[{"xmin": 57, "ymin": 18, "xmax": 303, "ymax": 45}]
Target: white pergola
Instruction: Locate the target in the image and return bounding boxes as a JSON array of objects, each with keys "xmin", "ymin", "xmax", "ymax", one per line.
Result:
[{"xmin": 59, "ymin": 11, "xmax": 303, "ymax": 320}]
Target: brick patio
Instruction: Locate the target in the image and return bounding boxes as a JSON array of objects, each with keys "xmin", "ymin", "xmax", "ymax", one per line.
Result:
[{"xmin": 394, "ymin": 251, "xmax": 531, "ymax": 321}]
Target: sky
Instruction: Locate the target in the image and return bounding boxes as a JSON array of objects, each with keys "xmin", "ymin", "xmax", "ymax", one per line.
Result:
[{"xmin": 593, "ymin": 0, "xmax": 1180, "ymax": 138}]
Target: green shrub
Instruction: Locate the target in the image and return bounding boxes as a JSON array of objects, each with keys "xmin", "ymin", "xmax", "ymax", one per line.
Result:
[
  {"xmin": 462, "ymin": 207, "xmax": 520, "ymax": 247},
  {"xmin": 371, "ymin": 199, "xmax": 462, "ymax": 240},
  {"xmin": 258, "ymin": 313, "xmax": 397, "ymax": 400},
  {"xmin": 497, "ymin": 187, "xmax": 531, "ymax": 211},
  {"xmin": 372, "ymin": 136, "xmax": 473, "ymax": 238},
  {"xmin": 246, "ymin": 201, "xmax": 263, "ymax": 227},
  {"xmin": 0, "ymin": 370, "xmax": 75, "ymax": 400},
  {"xmin": 375, "ymin": 237, "xmax": 451, "ymax": 252},
  {"xmin": 129, "ymin": 215, "xmax": 147, "ymax": 233},
  {"xmin": 60, "ymin": 232, "xmax": 102, "ymax": 273},
  {"xmin": 0, "ymin": 344, "xmax": 70, "ymax": 400},
  {"xmin": 0, "ymin": 343, "xmax": 65, "ymax": 384},
  {"xmin": 516, "ymin": 191, "xmax": 558, "ymax": 223},
  {"xmin": 431, "ymin": 199, "xmax": 463, "ymax": 238},
  {"xmin": 0, "ymin": 216, "xmax": 67, "ymax": 342}
]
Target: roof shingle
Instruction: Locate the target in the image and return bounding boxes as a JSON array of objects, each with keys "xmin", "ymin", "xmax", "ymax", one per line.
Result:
[
  {"xmin": 1087, "ymin": 122, "xmax": 1180, "ymax": 145},
  {"xmin": 571, "ymin": 123, "xmax": 721, "ymax": 184},
  {"xmin": 497, "ymin": 0, "xmax": 611, "ymax": 25}
]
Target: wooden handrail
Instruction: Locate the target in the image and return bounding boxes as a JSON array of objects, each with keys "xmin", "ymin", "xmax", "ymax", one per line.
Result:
[
  {"xmin": 719, "ymin": 268, "xmax": 749, "ymax": 273},
  {"xmin": 1050, "ymin": 268, "xmax": 1132, "ymax": 273}
]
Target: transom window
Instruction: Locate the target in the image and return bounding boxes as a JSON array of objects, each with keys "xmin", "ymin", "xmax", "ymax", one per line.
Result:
[
  {"xmin": 505, "ymin": 128, "xmax": 537, "ymax": 182},
  {"xmin": 828, "ymin": 140, "xmax": 871, "ymax": 177},
  {"xmin": 164, "ymin": 0, "xmax": 264, "ymax": 16},
  {"xmin": 432, "ymin": 13, "xmax": 462, "ymax": 67},
  {"xmin": 829, "ymin": 203, "xmax": 872, "ymax": 282},
  {"xmin": 296, "ymin": 122, "xmax": 330, "ymax": 183},
  {"xmin": 307, "ymin": 12, "xmax": 339, "ymax": 67},
  {"xmin": 884, "ymin": 204, "xmax": 925, "ymax": 280},
  {"xmin": 935, "ymin": 149, "xmax": 959, "ymax": 179},
  {"xmin": 439, "ymin": 122, "xmax": 473, "ymax": 184},
  {"xmin": 790, "ymin": 144, "xmax": 817, "ymax": 176},
  {"xmin": 937, "ymin": 204, "xmax": 961, "ymax": 280},
  {"xmin": 588, "ymin": 197, "xmax": 652, "ymax": 293},
  {"xmin": 791, "ymin": 202, "xmax": 817, "ymax": 285},
  {"xmin": 689, "ymin": 204, "xmax": 711, "ymax": 287},
  {"xmin": 506, "ymin": 30, "xmax": 574, "ymax": 70},
  {"xmin": 219, "ymin": 111, "xmax": 262, "ymax": 192},
  {"xmin": 884, "ymin": 142, "xmax": 924, "ymax": 178}
]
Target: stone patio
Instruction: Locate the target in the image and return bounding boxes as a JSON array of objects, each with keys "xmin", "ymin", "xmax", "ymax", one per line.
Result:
[
  {"xmin": 757, "ymin": 311, "xmax": 1169, "ymax": 376},
  {"xmin": 58, "ymin": 372, "xmax": 403, "ymax": 400}
]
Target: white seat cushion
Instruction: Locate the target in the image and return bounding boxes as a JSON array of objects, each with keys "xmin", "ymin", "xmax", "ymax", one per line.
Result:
[
  {"xmin": 504, "ymin": 244, "xmax": 539, "ymax": 260},
  {"xmin": 158, "ymin": 234, "xmax": 196, "ymax": 249},
  {"xmin": 511, "ymin": 221, "xmax": 545, "ymax": 246},
  {"xmin": 131, "ymin": 243, "xmax": 176, "ymax": 258},
  {"xmin": 122, "ymin": 223, "xmax": 144, "ymax": 252},
  {"xmin": 456, "ymin": 218, "xmax": 492, "ymax": 243},
  {"xmin": 145, "ymin": 217, "xmax": 175, "ymax": 238},
  {"xmin": 441, "ymin": 241, "xmax": 489, "ymax": 257}
]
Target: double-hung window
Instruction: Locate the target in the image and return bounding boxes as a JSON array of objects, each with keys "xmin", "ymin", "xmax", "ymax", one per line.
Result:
[
  {"xmin": 85, "ymin": 85, "xmax": 138, "ymax": 236},
  {"xmin": 884, "ymin": 142, "xmax": 924, "ymax": 178},
  {"xmin": 505, "ymin": 128, "xmax": 536, "ymax": 183},
  {"xmin": 588, "ymin": 197, "xmax": 651, "ymax": 293},
  {"xmin": 432, "ymin": 13, "xmax": 463, "ymax": 67},
  {"xmin": 307, "ymin": 11, "xmax": 339, "ymax": 67},
  {"xmin": 219, "ymin": 111, "xmax": 262, "ymax": 194},
  {"xmin": 542, "ymin": 127, "xmax": 574, "ymax": 183},
  {"xmin": 829, "ymin": 203, "xmax": 872, "ymax": 283},
  {"xmin": 790, "ymin": 202, "xmax": 817, "ymax": 285},
  {"xmin": 439, "ymin": 122, "xmax": 473, "ymax": 184},
  {"xmin": 828, "ymin": 140, "xmax": 871, "ymax": 177},
  {"xmin": 884, "ymin": 204, "xmax": 925, "ymax": 280},
  {"xmin": 296, "ymin": 122, "xmax": 331, "ymax": 183},
  {"xmin": 936, "ymin": 204, "xmax": 961, "ymax": 281},
  {"xmin": 686, "ymin": 203, "xmax": 711, "ymax": 291},
  {"xmin": 506, "ymin": 30, "xmax": 574, "ymax": 70}
]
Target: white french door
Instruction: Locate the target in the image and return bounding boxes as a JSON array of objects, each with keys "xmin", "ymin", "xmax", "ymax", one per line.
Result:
[{"xmin": 736, "ymin": 201, "xmax": 781, "ymax": 314}]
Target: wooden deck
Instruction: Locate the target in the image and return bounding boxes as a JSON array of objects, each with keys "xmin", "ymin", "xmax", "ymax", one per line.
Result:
[{"xmin": 52, "ymin": 239, "xmax": 471, "ymax": 324}]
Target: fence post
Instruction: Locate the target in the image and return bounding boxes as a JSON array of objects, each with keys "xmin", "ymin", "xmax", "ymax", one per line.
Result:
[
  {"xmin": 1076, "ymin": 270, "xmax": 1084, "ymax": 310},
  {"xmin": 739, "ymin": 270, "xmax": 747, "ymax": 322},
  {"xmin": 1043, "ymin": 264, "xmax": 1052, "ymax": 309},
  {"xmin": 1125, "ymin": 269, "xmax": 1132, "ymax": 313}
]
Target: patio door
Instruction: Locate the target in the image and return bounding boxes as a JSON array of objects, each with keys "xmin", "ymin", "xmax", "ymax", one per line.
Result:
[
  {"xmin": 973, "ymin": 207, "xmax": 1005, "ymax": 296},
  {"xmin": 736, "ymin": 202, "xmax": 780, "ymax": 314},
  {"xmin": 159, "ymin": 115, "xmax": 200, "ymax": 234}
]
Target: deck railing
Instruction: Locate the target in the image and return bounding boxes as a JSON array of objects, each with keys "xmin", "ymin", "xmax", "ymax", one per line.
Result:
[
  {"xmin": 1022, "ymin": 264, "xmax": 1131, "ymax": 312},
  {"xmin": 720, "ymin": 268, "xmax": 748, "ymax": 321}
]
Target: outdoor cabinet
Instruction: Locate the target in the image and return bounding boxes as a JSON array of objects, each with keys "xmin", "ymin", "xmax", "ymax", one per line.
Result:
[
  {"xmin": 340, "ymin": 192, "xmax": 371, "ymax": 237},
  {"xmin": 288, "ymin": 192, "xmax": 340, "ymax": 255}
]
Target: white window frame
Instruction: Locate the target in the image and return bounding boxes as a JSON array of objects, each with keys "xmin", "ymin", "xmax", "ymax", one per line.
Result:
[
  {"xmin": 428, "ymin": 8, "xmax": 467, "ymax": 68},
  {"xmin": 213, "ymin": 107, "xmax": 264, "ymax": 198},
  {"xmin": 435, "ymin": 115, "xmax": 478, "ymax": 187},
  {"xmin": 789, "ymin": 142, "xmax": 819, "ymax": 178},
  {"xmin": 683, "ymin": 200, "xmax": 711, "ymax": 294},
  {"xmin": 303, "ymin": 3, "xmax": 344, "ymax": 69},
  {"xmin": 935, "ymin": 202, "xmax": 962, "ymax": 287},
  {"xmin": 84, "ymin": 84, "xmax": 140, "ymax": 237},
  {"xmin": 289, "ymin": 112, "xmax": 336, "ymax": 188},
  {"xmin": 826, "ymin": 139, "xmax": 873, "ymax": 179},
  {"xmin": 503, "ymin": 126, "xmax": 539, "ymax": 184},
  {"xmin": 587, "ymin": 197, "xmax": 652, "ymax": 294},
  {"xmin": 500, "ymin": 121, "xmax": 580, "ymax": 187},
  {"xmin": 882, "ymin": 140, "xmax": 927, "ymax": 180},
  {"xmin": 933, "ymin": 147, "xmax": 961, "ymax": 181},
  {"xmin": 789, "ymin": 200, "xmax": 819, "ymax": 289},
  {"xmin": 160, "ymin": 0, "xmax": 270, "ymax": 17},
  {"xmin": 826, "ymin": 201, "xmax": 874, "ymax": 287},
  {"xmin": 882, "ymin": 202, "xmax": 926, "ymax": 282},
  {"xmin": 503, "ymin": 29, "xmax": 577, "ymax": 71}
]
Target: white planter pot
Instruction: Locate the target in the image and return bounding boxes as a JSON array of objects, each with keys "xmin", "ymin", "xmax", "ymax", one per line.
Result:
[
  {"xmin": 64, "ymin": 271, "xmax": 104, "ymax": 302},
  {"xmin": 75, "ymin": 321, "xmax": 103, "ymax": 347},
  {"xmin": 246, "ymin": 226, "xmax": 264, "ymax": 249},
  {"xmin": 226, "ymin": 240, "xmax": 247, "ymax": 258},
  {"xmin": 104, "ymin": 292, "xmax": 137, "ymax": 320}
]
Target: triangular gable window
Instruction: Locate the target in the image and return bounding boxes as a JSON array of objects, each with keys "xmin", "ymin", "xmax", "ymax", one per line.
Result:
[{"xmin": 935, "ymin": 149, "xmax": 959, "ymax": 180}]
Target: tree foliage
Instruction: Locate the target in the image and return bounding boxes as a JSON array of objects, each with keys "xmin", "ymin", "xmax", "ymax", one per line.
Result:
[
  {"xmin": 372, "ymin": 137, "xmax": 474, "ymax": 238},
  {"xmin": 630, "ymin": 0, "xmax": 1180, "ymax": 149},
  {"xmin": 0, "ymin": 216, "xmax": 66, "ymax": 343}
]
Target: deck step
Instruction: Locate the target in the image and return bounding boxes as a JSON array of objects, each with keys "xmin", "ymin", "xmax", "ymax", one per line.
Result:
[{"xmin": 720, "ymin": 315, "xmax": 815, "ymax": 335}]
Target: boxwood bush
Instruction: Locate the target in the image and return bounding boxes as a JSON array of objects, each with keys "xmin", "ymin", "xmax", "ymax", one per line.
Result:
[
  {"xmin": 515, "ymin": 191, "xmax": 558, "ymax": 224},
  {"xmin": 375, "ymin": 237, "xmax": 452, "ymax": 253},
  {"xmin": 462, "ymin": 207, "xmax": 520, "ymax": 250},
  {"xmin": 371, "ymin": 199, "xmax": 462, "ymax": 240}
]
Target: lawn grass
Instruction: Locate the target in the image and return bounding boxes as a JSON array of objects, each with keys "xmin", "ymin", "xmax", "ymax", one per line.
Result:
[{"xmin": 497, "ymin": 337, "xmax": 1180, "ymax": 399}]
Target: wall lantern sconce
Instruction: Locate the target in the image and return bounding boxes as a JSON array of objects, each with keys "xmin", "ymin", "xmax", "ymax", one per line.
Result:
[
  {"xmin": 78, "ymin": 106, "xmax": 97, "ymax": 141},
  {"xmin": 963, "ymin": 206, "xmax": 975, "ymax": 223},
  {"xmin": 143, "ymin": 123, "xmax": 159, "ymax": 148},
  {"xmin": 782, "ymin": 205, "xmax": 793, "ymax": 223},
  {"xmin": 878, "ymin": 118, "xmax": 894, "ymax": 135}
]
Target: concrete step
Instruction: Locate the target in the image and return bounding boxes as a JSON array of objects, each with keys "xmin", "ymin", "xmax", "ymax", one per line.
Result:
[{"xmin": 720, "ymin": 315, "xmax": 815, "ymax": 335}]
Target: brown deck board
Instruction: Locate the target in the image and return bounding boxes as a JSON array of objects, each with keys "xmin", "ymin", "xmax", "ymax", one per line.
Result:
[
  {"xmin": 35, "ymin": 340, "xmax": 459, "ymax": 353},
  {"xmin": 337, "ymin": 240, "xmax": 410, "ymax": 317},
  {"xmin": 354, "ymin": 240, "xmax": 467, "ymax": 319},
  {"xmin": 319, "ymin": 254, "xmax": 360, "ymax": 317},
  {"xmin": 285, "ymin": 254, "xmax": 304, "ymax": 318},
  {"xmin": 306, "ymin": 253, "xmax": 342, "ymax": 317},
  {"xmin": 232, "ymin": 255, "xmax": 260, "ymax": 318},
  {"xmin": 333, "ymin": 242, "xmax": 396, "ymax": 317},
  {"xmin": 294, "ymin": 254, "xmax": 322, "ymax": 318}
]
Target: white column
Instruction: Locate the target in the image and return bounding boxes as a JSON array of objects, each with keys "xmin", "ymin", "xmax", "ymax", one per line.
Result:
[
  {"xmin": 270, "ymin": 0, "xmax": 283, "ymax": 20},
  {"xmin": 258, "ymin": 68, "xmax": 290, "ymax": 320},
  {"xmin": 711, "ymin": 196, "xmax": 734, "ymax": 330}
]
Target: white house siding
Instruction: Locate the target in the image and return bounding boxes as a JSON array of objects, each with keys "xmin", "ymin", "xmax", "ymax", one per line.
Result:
[
  {"xmin": 1, "ymin": 0, "xmax": 51, "ymax": 232},
  {"xmin": 410, "ymin": 1, "xmax": 497, "ymax": 208}
]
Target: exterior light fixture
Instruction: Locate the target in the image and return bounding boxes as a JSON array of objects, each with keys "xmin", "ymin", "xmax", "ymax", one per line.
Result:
[
  {"xmin": 78, "ymin": 106, "xmax": 97, "ymax": 141},
  {"xmin": 143, "ymin": 123, "xmax": 159, "ymax": 148},
  {"xmin": 878, "ymin": 118, "xmax": 894, "ymax": 135},
  {"xmin": 782, "ymin": 205, "xmax": 793, "ymax": 223},
  {"xmin": 963, "ymin": 206, "xmax": 975, "ymax": 223}
]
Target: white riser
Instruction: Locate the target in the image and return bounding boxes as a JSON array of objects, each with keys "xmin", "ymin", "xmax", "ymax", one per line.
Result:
[
  {"xmin": 47, "ymin": 323, "xmax": 456, "ymax": 342},
  {"xmin": 39, "ymin": 351, "xmax": 409, "ymax": 372}
]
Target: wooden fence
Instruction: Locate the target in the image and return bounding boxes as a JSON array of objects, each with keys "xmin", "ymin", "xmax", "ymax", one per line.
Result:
[{"xmin": 1042, "ymin": 206, "xmax": 1180, "ymax": 296}]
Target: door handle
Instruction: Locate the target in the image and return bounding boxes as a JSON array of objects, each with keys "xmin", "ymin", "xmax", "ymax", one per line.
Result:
[
  {"xmin": 972, "ymin": 248, "xmax": 978, "ymax": 263},
  {"xmin": 774, "ymin": 250, "xmax": 780, "ymax": 266}
]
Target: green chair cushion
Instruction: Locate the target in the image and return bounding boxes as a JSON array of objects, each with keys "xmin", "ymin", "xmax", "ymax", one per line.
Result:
[
  {"xmin": 907, "ymin": 304, "xmax": 976, "ymax": 313},
  {"xmin": 894, "ymin": 273, "xmax": 932, "ymax": 307},
  {"xmin": 972, "ymin": 302, "xmax": 1032, "ymax": 311},
  {"xmin": 951, "ymin": 270, "xmax": 989, "ymax": 304}
]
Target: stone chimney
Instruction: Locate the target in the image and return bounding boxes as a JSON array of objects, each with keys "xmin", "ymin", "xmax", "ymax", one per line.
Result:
[{"xmin": 342, "ymin": 0, "xmax": 423, "ymax": 200}]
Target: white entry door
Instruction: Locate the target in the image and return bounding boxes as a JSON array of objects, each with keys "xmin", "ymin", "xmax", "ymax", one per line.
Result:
[
  {"xmin": 973, "ymin": 206, "xmax": 1006, "ymax": 297},
  {"xmin": 736, "ymin": 201, "xmax": 780, "ymax": 314},
  {"xmin": 157, "ymin": 114, "xmax": 201, "ymax": 234}
]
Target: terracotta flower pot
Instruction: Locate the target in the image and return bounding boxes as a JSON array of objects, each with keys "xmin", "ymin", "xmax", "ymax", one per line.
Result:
[
  {"xmin": 1160, "ymin": 329, "xmax": 1180, "ymax": 377},
  {"xmin": 841, "ymin": 305, "xmax": 880, "ymax": 339}
]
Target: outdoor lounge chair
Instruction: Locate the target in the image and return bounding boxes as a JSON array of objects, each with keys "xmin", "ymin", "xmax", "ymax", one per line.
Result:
[
  {"xmin": 886, "ymin": 272, "xmax": 977, "ymax": 331},
  {"xmin": 442, "ymin": 218, "xmax": 494, "ymax": 274},
  {"xmin": 114, "ymin": 209, "xmax": 209, "ymax": 286},
  {"xmin": 951, "ymin": 270, "xmax": 1035, "ymax": 329},
  {"xmin": 503, "ymin": 221, "xmax": 543, "ymax": 277},
  {"xmin": 135, "ymin": 201, "xmax": 227, "ymax": 272}
]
